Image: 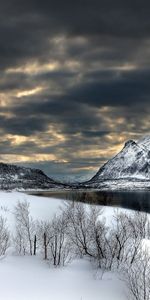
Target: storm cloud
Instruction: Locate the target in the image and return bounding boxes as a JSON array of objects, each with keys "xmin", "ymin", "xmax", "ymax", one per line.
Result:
[{"xmin": 0, "ymin": 0, "xmax": 150, "ymax": 181}]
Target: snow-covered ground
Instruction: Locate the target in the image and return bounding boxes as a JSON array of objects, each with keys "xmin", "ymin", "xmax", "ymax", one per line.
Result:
[
  {"xmin": 0, "ymin": 191, "xmax": 131, "ymax": 300},
  {"xmin": 0, "ymin": 255, "xmax": 126, "ymax": 300}
]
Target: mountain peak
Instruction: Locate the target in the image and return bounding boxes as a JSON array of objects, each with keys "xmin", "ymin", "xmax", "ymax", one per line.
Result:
[
  {"xmin": 124, "ymin": 139, "xmax": 137, "ymax": 148},
  {"xmin": 88, "ymin": 135, "xmax": 150, "ymax": 184}
]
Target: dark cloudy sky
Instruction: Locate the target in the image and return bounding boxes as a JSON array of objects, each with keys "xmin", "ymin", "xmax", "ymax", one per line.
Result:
[{"xmin": 0, "ymin": 0, "xmax": 150, "ymax": 181}]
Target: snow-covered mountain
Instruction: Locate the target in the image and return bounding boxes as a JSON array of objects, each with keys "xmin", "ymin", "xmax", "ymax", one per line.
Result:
[
  {"xmin": 0, "ymin": 162, "xmax": 67, "ymax": 190},
  {"xmin": 85, "ymin": 135, "xmax": 150, "ymax": 188}
]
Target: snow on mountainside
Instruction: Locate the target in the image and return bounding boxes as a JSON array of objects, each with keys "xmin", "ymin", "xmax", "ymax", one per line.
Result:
[
  {"xmin": 86, "ymin": 135, "xmax": 150, "ymax": 187},
  {"xmin": 138, "ymin": 135, "xmax": 150, "ymax": 151},
  {"xmin": 0, "ymin": 162, "xmax": 66, "ymax": 190}
]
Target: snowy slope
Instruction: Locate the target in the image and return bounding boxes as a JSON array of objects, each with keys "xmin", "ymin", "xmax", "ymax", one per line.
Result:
[
  {"xmin": 0, "ymin": 162, "xmax": 67, "ymax": 190},
  {"xmin": 86, "ymin": 135, "xmax": 150, "ymax": 188}
]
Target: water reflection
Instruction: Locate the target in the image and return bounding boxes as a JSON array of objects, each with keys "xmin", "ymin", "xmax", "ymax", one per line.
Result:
[{"xmin": 28, "ymin": 190, "xmax": 150, "ymax": 213}]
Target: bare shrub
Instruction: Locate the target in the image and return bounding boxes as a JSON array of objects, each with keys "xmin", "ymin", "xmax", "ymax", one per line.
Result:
[{"xmin": 124, "ymin": 249, "xmax": 150, "ymax": 300}]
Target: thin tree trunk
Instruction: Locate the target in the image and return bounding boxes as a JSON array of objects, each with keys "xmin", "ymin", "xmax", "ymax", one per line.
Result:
[
  {"xmin": 44, "ymin": 232, "xmax": 47, "ymax": 260},
  {"xmin": 34, "ymin": 235, "xmax": 37, "ymax": 255},
  {"xmin": 29, "ymin": 239, "xmax": 32, "ymax": 256}
]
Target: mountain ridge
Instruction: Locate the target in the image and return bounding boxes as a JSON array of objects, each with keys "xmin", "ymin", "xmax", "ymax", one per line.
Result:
[{"xmin": 0, "ymin": 162, "xmax": 67, "ymax": 190}]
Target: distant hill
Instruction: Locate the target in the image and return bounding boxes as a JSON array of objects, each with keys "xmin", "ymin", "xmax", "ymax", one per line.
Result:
[{"xmin": 0, "ymin": 162, "xmax": 67, "ymax": 190}]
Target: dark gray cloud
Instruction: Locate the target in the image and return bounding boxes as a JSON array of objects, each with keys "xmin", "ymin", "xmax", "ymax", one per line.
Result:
[
  {"xmin": 66, "ymin": 69, "xmax": 150, "ymax": 107},
  {"xmin": 0, "ymin": 0, "xmax": 149, "ymax": 70},
  {"xmin": 0, "ymin": 114, "xmax": 48, "ymax": 135},
  {"xmin": 0, "ymin": 0, "xmax": 150, "ymax": 180}
]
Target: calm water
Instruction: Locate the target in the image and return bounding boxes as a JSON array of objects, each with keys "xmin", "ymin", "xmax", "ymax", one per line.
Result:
[{"xmin": 28, "ymin": 190, "xmax": 150, "ymax": 213}]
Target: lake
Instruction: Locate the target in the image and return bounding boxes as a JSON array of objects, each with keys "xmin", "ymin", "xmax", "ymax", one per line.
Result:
[{"xmin": 28, "ymin": 190, "xmax": 150, "ymax": 213}]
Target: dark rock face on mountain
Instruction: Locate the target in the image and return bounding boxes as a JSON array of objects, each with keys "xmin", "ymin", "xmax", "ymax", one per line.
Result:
[
  {"xmin": 0, "ymin": 162, "xmax": 66, "ymax": 190},
  {"xmin": 83, "ymin": 135, "xmax": 150, "ymax": 189}
]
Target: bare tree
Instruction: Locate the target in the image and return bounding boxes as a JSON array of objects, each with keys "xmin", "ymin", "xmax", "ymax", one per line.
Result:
[
  {"xmin": 0, "ymin": 216, "xmax": 10, "ymax": 255},
  {"xmin": 48, "ymin": 213, "xmax": 72, "ymax": 266},
  {"xmin": 14, "ymin": 200, "xmax": 35, "ymax": 255},
  {"xmin": 36, "ymin": 220, "xmax": 53, "ymax": 260},
  {"xmin": 63, "ymin": 201, "xmax": 107, "ymax": 266},
  {"xmin": 104, "ymin": 211, "xmax": 144, "ymax": 270},
  {"xmin": 13, "ymin": 225, "xmax": 26, "ymax": 255},
  {"xmin": 36, "ymin": 214, "xmax": 71, "ymax": 266},
  {"xmin": 86, "ymin": 206, "xmax": 108, "ymax": 268},
  {"xmin": 63, "ymin": 202, "xmax": 94, "ymax": 257}
]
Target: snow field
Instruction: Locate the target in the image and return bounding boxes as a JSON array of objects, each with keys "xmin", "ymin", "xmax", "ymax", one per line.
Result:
[{"xmin": 0, "ymin": 191, "xmax": 138, "ymax": 300}]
